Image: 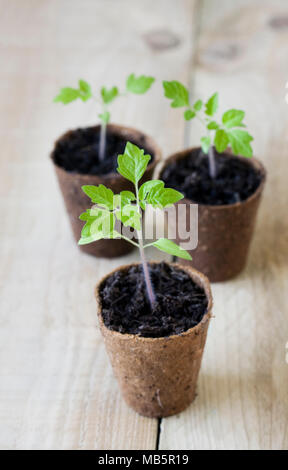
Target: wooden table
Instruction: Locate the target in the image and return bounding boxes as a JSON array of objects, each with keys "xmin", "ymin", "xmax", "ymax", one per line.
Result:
[{"xmin": 0, "ymin": 0, "xmax": 287, "ymax": 450}]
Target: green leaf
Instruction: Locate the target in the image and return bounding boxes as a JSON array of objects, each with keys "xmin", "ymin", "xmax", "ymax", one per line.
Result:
[
  {"xmin": 116, "ymin": 204, "xmax": 141, "ymax": 231},
  {"xmin": 148, "ymin": 187, "xmax": 183, "ymax": 209},
  {"xmin": 139, "ymin": 180, "xmax": 183, "ymax": 208},
  {"xmin": 119, "ymin": 190, "xmax": 136, "ymax": 205},
  {"xmin": 78, "ymin": 79, "xmax": 92, "ymax": 101},
  {"xmin": 101, "ymin": 86, "xmax": 119, "ymax": 104},
  {"xmin": 81, "ymin": 184, "xmax": 114, "ymax": 210},
  {"xmin": 92, "ymin": 209, "xmax": 115, "ymax": 236},
  {"xmin": 117, "ymin": 142, "xmax": 151, "ymax": 185},
  {"xmin": 227, "ymin": 129, "xmax": 253, "ymax": 158},
  {"xmin": 200, "ymin": 136, "xmax": 211, "ymax": 154},
  {"xmin": 184, "ymin": 109, "xmax": 196, "ymax": 120},
  {"xmin": 79, "ymin": 229, "xmax": 119, "ymax": 245},
  {"xmin": 194, "ymin": 99, "xmax": 203, "ymax": 111},
  {"xmin": 113, "ymin": 191, "xmax": 136, "ymax": 209},
  {"xmin": 207, "ymin": 120, "xmax": 219, "ymax": 130},
  {"xmin": 222, "ymin": 109, "xmax": 245, "ymax": 128},
  {"xmin": 126, "ymin": 74, "xmax": 155, "ymax": 94},
  {"xmin": 205, "ymin": 92, "xmax": 218, "ymax": 116},
  {"xmin": 98, "ymin": 110, "xmax": 110, "ymax": 124},
  {"xmin": 152, "ymin": 238, "xmax": 192, "ymax": 260},
  {"xmin": 139, "ymin": 180, "xmax": 164, "ymax": 201},
  {"xmin": 163, "ymin": 80, "xmax": 189, "ymax": 108},
  {"xmin": 79, "ymin": 208, "xmax": 98, "ymax": 221},
  {"xmin": 54, "ymin": 87, "xmax": 80, "ymax": 104},
  {"xmin": 214, "ymin": 129, "xmax": 229, "ymax": 153},
  {"xmin": 78, "ymin": 209, "xmax": 115, "ymax": 244}
]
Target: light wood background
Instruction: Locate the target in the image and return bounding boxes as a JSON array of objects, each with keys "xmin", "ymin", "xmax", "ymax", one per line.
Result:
[{"xmin": 0, "ymin": 0, "xmax": 287, "ymax": 450}]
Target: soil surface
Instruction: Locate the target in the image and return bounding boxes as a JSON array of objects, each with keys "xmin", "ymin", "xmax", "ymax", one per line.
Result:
[
  {"xmin": 100, "ymin": 262, "xmax": 208, "ymax": 338},
  {"xmin": 161, "ymin": 148, "xmax": 262, "ymax": 205},
  {"xmin": 52, "ymin": 126, "xmax": 154, "ymax": 175}
]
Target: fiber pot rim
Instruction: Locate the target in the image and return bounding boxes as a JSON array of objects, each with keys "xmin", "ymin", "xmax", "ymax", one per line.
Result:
[
  {"xmin": 95, "ymin": 261, "xmax": 213, "ymax": 343},
  {"xmin": 158, "ymin": 146, "xmax": 267, "ymax": 210},
  {"xmin": 50, "ymin": 122, "xmax": 162, "ymax": 180}
]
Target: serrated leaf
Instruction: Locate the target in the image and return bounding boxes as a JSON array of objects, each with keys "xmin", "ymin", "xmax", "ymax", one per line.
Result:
[
  {"xmin": 101, "ymin": 86, "xmax": 119, "ymax": 104},
  {"xmin": 163, "ymin": 80, "xmax": 189, "ymax": 108},
  {"xmin": 78, "ymin": 210, "xmax": 115, "ymax": 244},
  {"xmin": 116, "ymin": 204, "xmax": 141, "ymax": 231},
  {"xmin": 120, "ymin": 190, "xmax": 136, "ymax": 202},
  {"xmin": 222, "ymin": 109, "xmax": 245, "ymax": 128},
  {"xmin": 78, "ymin": 79, "xmax": 92, "ymax": 101},
  {"xmin": 113, "ymin": 191, "xmax": 136, "ymax": 209},
  {"xmin": 98, "ymin": 110, "xmax": 110, "ymax": 124},
  {"xmin": 214, "ymin": 129, "xmax": 229, "ymax": 153},
  {"xmin": 79, "ymin": 229, "xmax": 119, "ymax": 245},
  {"xmin": 139, "ymin": 180, "xmax": 183, "ymax": 208},
  {"xmin": 207, "ymin": 121, "xmax": 219, "ymax": 130},
  {"xmin": 184, "ymin": 109, "xmax": 196, "ymax": 120},
  {"xmin": 205, "ymin": 92, "xmax": 218, "ymax": 116},
  {"xmin": 200, "ymin": 136, "xmax": 211, "ymax": 154},
  {"xmin": 126, "ymin": 74, "xmax": 155, "ymax": 94},
  {"xmin": 149, "ymin": 188, "xmax": 183, "ymax": 209},
  {"xmin": 139, "ymin": 180, "xmax": 164, "ymax": 201},
  {"xmin": 152, "ymin": 238, "xmax": 192, "ymax": 260},
  {"xmin": 93, "ymin": 209, "xmax": 115, "ymax": 236},
  {"xmin": 82, "ymin": 184, "xmax": 114, "ymax": 210},
  {"xmin": 79, "ymin": 208, "xmax": 98, "ymax": 221},
  {"xmin": 117, "ymin": 142, "xmax": 151, "ymax": 185},
  {"xmin": 54, "ymin": 87, "xmax": 80, "ymax": 104},
  {"xmin": 118, "ymin": 191, "xmax": 136, "ymax": 207},
  {"xmin": 194, "ymin": 99, "xmax": 203, "ymax": 111},
  {"xmin": 227, "ymin": 129, "xmax": 253, "ymax": 158}
]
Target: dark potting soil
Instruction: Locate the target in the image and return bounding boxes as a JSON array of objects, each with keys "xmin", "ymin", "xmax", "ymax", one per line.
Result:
[
  {"xmin": 100, "ymin": 262, "xmax": 208, "ymax": 338},
  {"xmin": 161, "ymin": 148, "xmax": 262, "ymax": 205},
  {"xmin": 52, "ymin": 126, "xmax": 154, "ymax": 175}
]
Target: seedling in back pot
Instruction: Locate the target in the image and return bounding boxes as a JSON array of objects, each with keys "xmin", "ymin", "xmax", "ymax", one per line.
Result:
[
  {"xmin": 161, "ymin": 80, "xmax": 266, "ymax": 282},
  {"xmin": 52, "ymin": 75, "xmax": 160, "ymax": 259},
  {"xmin": 79, "ymin": 141, "xmax": 191, "ymax": 307},
  {"xmin": 162, "ymin": 81, "xmax": 253, "ymax": 178},
  {"xmin": 54, "ymin": 74, "xmax": 155, "ymax": 161}
]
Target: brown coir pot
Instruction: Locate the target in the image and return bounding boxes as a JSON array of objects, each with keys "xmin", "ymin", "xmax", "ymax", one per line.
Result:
[
  {"xmin": 51, "ymin": 124, "xmax": 161, "ymax": 258},
  {"xmin": 160, "ymin": 148, "xmax": 266, "ymax": 282},
  {"xmin": 95, "ymin": 262, "xmax": 213, "ymax": 418}
]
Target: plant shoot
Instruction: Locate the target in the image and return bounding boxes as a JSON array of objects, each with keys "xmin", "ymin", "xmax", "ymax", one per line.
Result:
[
  {"xmin": 54, "ymin": 74, "xmax": 155, "ymax": 161},
  {"xmin": 78, "ymin": 142, "xmax": 191, "ymax": 307},
  {"xmin": 163, "ymin": 81, "xmax": 253, "ymax": 178}
]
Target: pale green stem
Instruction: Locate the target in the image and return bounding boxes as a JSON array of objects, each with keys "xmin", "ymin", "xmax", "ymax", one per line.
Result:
[
  {"xmin": 208, "ymin": 143, "xmax": 217, "ymax": 179},
  {"xmin": 135, "ymin": 184, "xmax": 156, "ymax": 307},
  {"xmin": 118, "ymin": 233, "xmax": 140, "ymax": 249},
  {"xmin": 194, "ymin": 112, "xmax": 217, "ymax": 179},
  {"xmin": 99, "ymin": 119, "xmax": 107, "ymax": 161}
]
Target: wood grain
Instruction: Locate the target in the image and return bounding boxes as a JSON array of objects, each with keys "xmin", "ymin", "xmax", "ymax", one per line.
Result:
[
  {"xmin": 159, "ymin": 0, "xmax": 288, "ymax": 450},
  {"xmin": 0, "ymin": 0, "xmax": 197, "ymax": 450},
  {"xmin": 1, "ymin": 0, "xmax": 287, "ymax": 451}
]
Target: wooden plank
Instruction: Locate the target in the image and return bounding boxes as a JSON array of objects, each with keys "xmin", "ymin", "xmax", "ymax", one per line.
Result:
[
  {"xmin": 0, "ymin": 0, "xmax": 198, "ymax": 450},
  {"xmin": 159, "ymin": 0, "xmax": 288, "ymax": 450}
]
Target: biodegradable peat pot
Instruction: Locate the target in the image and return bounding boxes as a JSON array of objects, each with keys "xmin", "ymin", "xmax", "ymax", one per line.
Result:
[
  {"xmin": 95, "ymin": 262, "xmax": 212, "ymax": 418},
  {"xmin": 160, "ymin": 148, "xmax": 266, "ymax": 282},
  {"xmin": 51, "ymin": 124, "xmax": 161, "ymax": 258}
]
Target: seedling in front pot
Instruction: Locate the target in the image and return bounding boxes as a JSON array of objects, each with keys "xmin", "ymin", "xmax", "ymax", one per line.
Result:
[
  {"xmin": 163, "ymin": 80, "xmax": 253, "ymax": 178},
  {"xmin": 80, "ymin": 142, "xmax": 213, "ymax": 418},
  {"xmin": 54, "ymin": 74, "xmax": 155, "ymax": 161},
  {"xmin": 79, "ymin": 141, "xmax": 191, "ymax": 308}
]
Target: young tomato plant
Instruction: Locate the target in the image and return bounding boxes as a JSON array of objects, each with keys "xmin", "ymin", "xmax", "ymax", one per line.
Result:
[
  {"xmin": 54, "ymin": 74, "xmax": 155, "ymax": 161},
  {"xmin": 78, "ymin": 142, "xmax": 191, "ymax": 307},
  {"xmin": 162, "ymin": 81, "xmax": 253, "ymax": 178}
]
